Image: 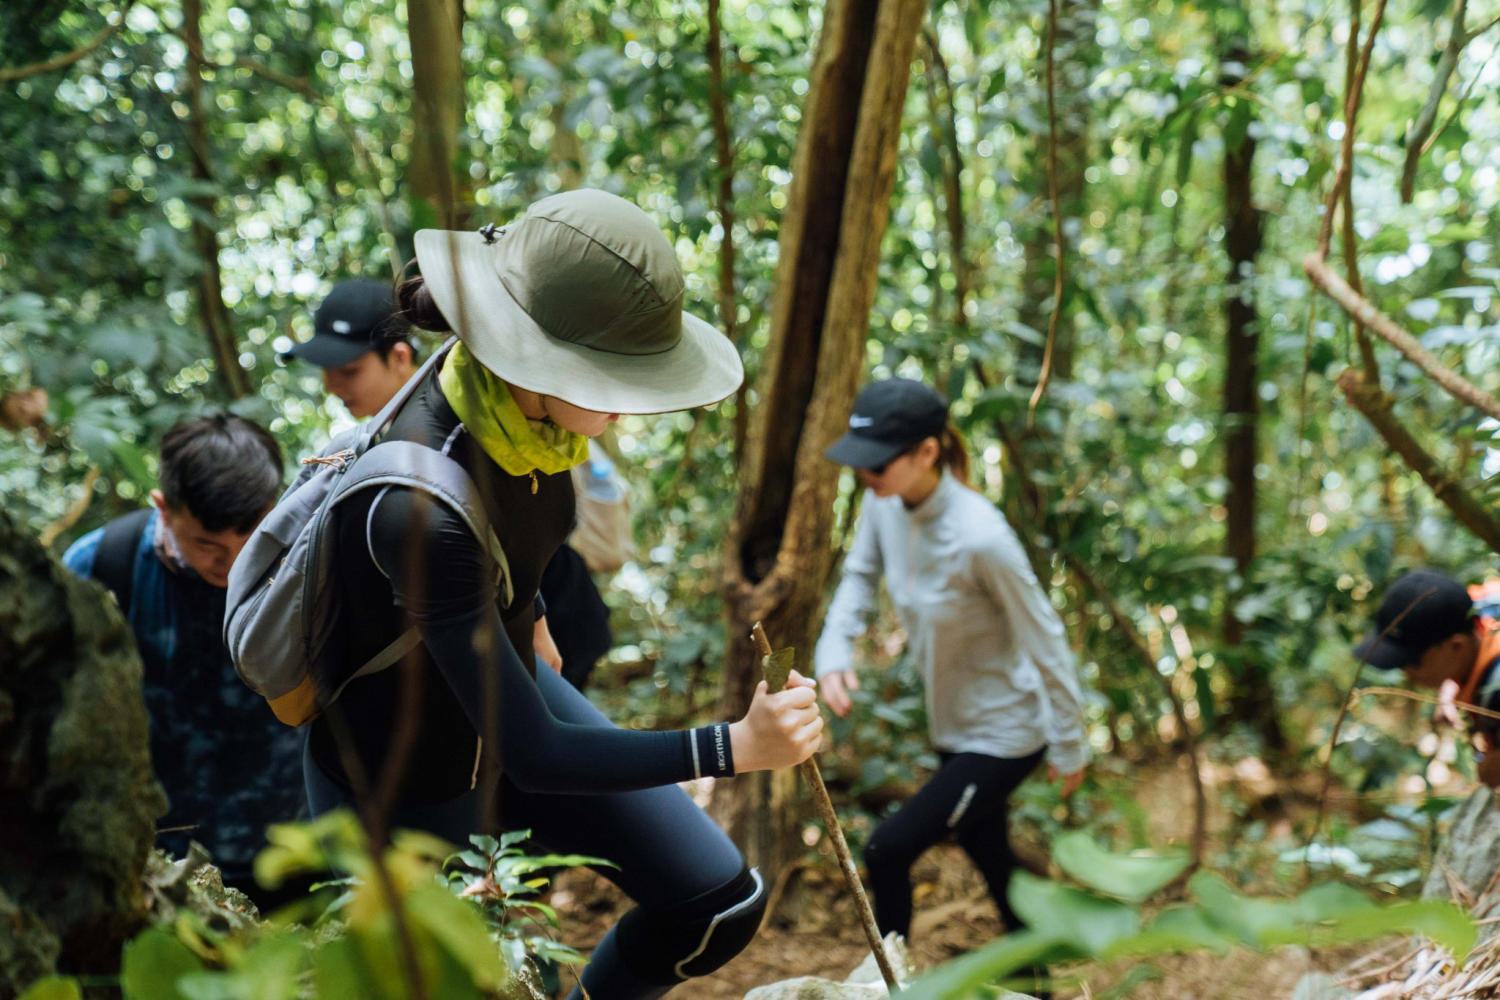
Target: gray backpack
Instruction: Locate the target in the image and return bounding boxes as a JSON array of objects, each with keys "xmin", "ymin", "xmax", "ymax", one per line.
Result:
[{"xmin": 224, "ymin": 338, "xmax": 511, "ymax": 726}]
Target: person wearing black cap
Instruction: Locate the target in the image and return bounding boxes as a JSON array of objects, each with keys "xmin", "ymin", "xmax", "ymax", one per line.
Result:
[
  {"xmin": 283, "ymin": 277, "xmax": 418, "ymax": 418},
  {"xmin": 1354, "ymin": 570, "xmax": 1500, "ymax": 785},
  {"xmin": 814, "ymin": 377, "xmax": 1090, "ymax": 969}
]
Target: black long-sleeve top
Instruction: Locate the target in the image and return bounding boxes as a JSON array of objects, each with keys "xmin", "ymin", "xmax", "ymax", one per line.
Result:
[{"xmin": 307, "ymin": 372, "xmax": 732, "ymax": 806}]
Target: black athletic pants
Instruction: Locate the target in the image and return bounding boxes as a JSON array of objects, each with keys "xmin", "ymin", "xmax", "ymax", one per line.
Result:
[
  {"xmin": 305, "ymin": 665, "xmax": 757, "ymax": 999},
  {"xmin": 863, "ymin": 747, "xmax": 1046, "ymax": 938}
]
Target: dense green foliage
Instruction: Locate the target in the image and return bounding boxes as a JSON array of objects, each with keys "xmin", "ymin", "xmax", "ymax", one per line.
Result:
[{"xmin": 6, "ymin": 0, "xmax": 1500, "ymax": 991}]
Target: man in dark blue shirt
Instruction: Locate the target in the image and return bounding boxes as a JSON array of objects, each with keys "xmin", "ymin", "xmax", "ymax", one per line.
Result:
[{"xmin": 63, "ymin": 413, "xmax": 306, "ymax": 905}]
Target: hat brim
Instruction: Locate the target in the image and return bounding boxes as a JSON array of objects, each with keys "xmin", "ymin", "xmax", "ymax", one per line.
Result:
[
  {"xmin": 823, "ymin": 432, "xmax": 908, "ymax": 469},
  {"xmin": 1353, "ymin": 631, "xmax": 1418, "ymax": 672},
  {"xmin": 414, "ymin": 229, "xmax": 743, "ymax": 415},
  {"xmin": 282, "ymin": 334, "xmax": 373, "ymax": 368}
]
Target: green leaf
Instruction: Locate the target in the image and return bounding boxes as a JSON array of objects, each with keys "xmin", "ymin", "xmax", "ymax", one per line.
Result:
[
  {"xmin": 1052, "ymin": 831, "xmax": 1190, "ymax": 903},
  {"xmin": 1103, "ymin": 905, "xmax": 1234, "ymax": 958},
  {"xmin": 311, "ymin": 935, "xmax": 390, "ymax": 1000},
  {"xmin": 1260, "ymin": 896, "xmax": 1475, "ymax": 956},
  {"xmin": 407, "ymin": 884, "xmax": 508, "ymax": 990},
  {"xmin": 1188, "ymin": 870, "xmax": 1294, "ymax": 946},
  {"xmin": 121, "ymin": 927, "xmax": 204, "ymax": 1000},
  {"xmin": 16, "ymin": 977, "xmax": 82, "ymax": 1000},
  {"xmin": 1009, "ymin": 872, "xmax": 1141, "ymax": 955},
  {"xmin": 762, "ymin": 646, "xmax": 795, "ymax": 692},
  {"xmin": 1175, "ymin": 109, "xmax": 1200, "ymax": 187},
  {"xmin": 900, "ymin": 929, "xmax": 1059, "ymax": 1000}
]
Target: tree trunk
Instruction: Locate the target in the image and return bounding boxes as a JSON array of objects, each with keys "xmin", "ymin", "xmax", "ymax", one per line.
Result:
[
  {"xmin": 714, "ymin": 0, "xmax": 927, "ymax": 878},
  {"xmin": 183, "ymin": 0, "xmax": 247, "ymax": 399},
  {"xmin": 407, "ymin": 0, "xmax": 469, "ymax": 229},
  {"xmin": 1219, "ymin": 40, "xmax": 1281, "ymax": 749}
]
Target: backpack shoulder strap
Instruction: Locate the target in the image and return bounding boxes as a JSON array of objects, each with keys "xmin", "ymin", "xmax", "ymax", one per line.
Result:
[
  {"xmin": 335, "ymin": 438, "xmax": 513, "ymax": 606},
  {"xmin": 93, "ymin": 508, "xmax": 153, "ymax": 615}
]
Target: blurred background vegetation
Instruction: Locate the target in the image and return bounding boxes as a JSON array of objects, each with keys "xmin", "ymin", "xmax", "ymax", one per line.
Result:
[{"xmin": 4, "ymin": 0, "xmax": 1500, "ymax": 903}]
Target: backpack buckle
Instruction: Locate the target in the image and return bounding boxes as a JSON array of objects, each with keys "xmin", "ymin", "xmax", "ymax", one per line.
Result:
[{"xmin": 301, "ymin": 448, "xmax": 356, "ymax": 472}]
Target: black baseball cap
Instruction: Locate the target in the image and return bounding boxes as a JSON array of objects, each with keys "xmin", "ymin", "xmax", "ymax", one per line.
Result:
[
  {"xmin": 824, "ymin": 378, "xmax": 948, "ymax": 469},
  {"xmin": 1354, "ymin": 570, "xmax": 1474, "ymax": 671},
  {"xmin": 282, "ymin": 278, "xmax": 406, "ymax": 368}
]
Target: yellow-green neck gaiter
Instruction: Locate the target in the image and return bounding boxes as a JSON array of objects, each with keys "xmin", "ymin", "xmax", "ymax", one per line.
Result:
[{"xmin": 438, "ymin": 343, "xmax": 589, "ymax": 477}]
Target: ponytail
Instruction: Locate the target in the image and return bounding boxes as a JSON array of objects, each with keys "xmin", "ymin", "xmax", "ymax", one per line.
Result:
[
  {"xmin": 397, "ymin": 267, "xmax": 453, "ymax": 333},
  {"xmin": 937, "ymin": 420, "xmax": 970, "ymax": 486}
]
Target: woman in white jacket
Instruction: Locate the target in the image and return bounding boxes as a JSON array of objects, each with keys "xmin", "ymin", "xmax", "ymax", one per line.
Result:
[{"xmin": 815, "ymin": 377, "xmax": 1090, "ymax": 946}]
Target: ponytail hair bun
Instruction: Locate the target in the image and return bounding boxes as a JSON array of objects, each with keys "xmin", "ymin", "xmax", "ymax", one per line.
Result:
[{"xmin": 398, "ymin": 272, "xmax": 453, "ymax": 333}]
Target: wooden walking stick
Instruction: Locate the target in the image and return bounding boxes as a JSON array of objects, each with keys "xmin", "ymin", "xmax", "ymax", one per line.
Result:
[{"xmin": 752, "ymin": 621, "xmax": 901, "ymax": 994}]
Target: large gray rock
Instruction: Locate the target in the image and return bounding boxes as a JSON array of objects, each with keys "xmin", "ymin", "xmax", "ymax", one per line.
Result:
[
  {"xmin": 1421, "ymin": 786, "xmax": 1500, "ymax": 934},
  {"xmin": 744, "ymin": 934, "xmax": 913, "ymax": 1000},
  {"xmin": 743, "ymin": 933, "xmax": 1036, "ymax": 1000},
  {"xmin": 0, "ymin": 509, "xmax": 167, "ymax": 995},
  {"xmin": 1288, "ymin": 971, "xmax": 1355, "ymax": 1000}
]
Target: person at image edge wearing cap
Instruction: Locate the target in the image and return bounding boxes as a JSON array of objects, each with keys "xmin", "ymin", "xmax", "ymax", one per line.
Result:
[
  {"xmin": 815, "ymin": 378, "xmax": 1092, "ymax": 993},
  {"xmin": 283, "ymin": 277, "xmax": 418, "ymax": 418},
  {"xmin": 300, "ymin": 189, "xmax": 822, "ymax": 1000},
  {"xmin": 1354, "ymin": 570, "xmax": 1500, "ymax": 787}
]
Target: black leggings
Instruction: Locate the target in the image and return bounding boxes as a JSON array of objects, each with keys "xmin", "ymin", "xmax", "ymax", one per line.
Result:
[
  {"xmin": 863, "ymin": 747, "xmax": 1045, "ymax": 938},
  {"xmin": 305, "ymin": 666, "xmax": 764, "ymax": 999}
]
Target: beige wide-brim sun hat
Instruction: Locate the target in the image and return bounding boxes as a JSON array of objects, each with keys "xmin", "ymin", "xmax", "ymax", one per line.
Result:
[{"xmin": 413, "ymin": 189, "xmax": 744, "ymax": 415}]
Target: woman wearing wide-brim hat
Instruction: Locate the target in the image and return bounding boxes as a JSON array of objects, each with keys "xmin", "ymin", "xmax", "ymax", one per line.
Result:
[{"xmin": 304, "ymin": 189, "xmax": 822, "ymax": 999}]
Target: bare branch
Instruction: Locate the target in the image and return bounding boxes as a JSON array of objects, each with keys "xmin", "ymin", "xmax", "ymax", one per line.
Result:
[
  {"xmin": 1401, "ymin": 0, "xmax": 1469, "ymax": 203},
  {"xmin": 1336, "ymin": 368, "xmax": 1500, "ymax": 552},
  {"xmin": 707, "ymin": 0, "xmax": 749, "ymax": 467},
  {"xmin": 1305, "ymin": 253, "xmax": 1500, "ymax": 421},
  {"xmin": 1027, "ymin": 0, "xmax": 1067, "ymax": 425},
  {"xmin": 39, "ymin": 466, "xmax": 100, "ymax": 549},
  {"xmin": 1316, "ymin": 0, "xmax": 1389, "ymax": 257},
  {"xmin": 0, "ymin": 0, "xmax": 138, "ymax": 83}
]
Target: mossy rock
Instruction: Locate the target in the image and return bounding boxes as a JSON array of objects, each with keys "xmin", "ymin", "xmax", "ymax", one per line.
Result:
[{"xmin": 0, "ymin": 509, "xmax": 167, "ymax": 994}]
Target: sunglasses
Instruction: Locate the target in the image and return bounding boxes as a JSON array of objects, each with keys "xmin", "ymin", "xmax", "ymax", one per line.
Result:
[{"xmin": 866, "ymin": 444, "xmax": 918, "ymax": 476}]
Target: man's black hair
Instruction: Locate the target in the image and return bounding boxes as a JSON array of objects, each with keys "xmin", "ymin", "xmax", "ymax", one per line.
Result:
[{"xmin": 159, "ymin": 413, "xmax": 283, "ymax": 533}]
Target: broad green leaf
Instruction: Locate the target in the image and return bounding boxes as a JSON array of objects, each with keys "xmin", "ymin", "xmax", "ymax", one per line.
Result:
[
  {"xmin": 1103, "ymin": 904, "xmax": 1234, "ymax": 958},
  {"xmin": 1261, "ymin": 898, "xmax": 1475, "ymax": 956},
  {"xmin": 311, "ymin": 934, "xmax": 391, "ymax": 1000},
  {"xmin": 121, "ymin": 927, "xmax": 204, "ymax": 1000},
  {"xmin": 16, "ymin": 977, "xmax": 82, "ymax": 1000},
  {"xmin": 1188, "ymin": 870, "xmax": 1296, "ymax": 946},
  {"xmin": 406, "ymin": 883, "xmax": 508, "ymax": 989},
  {"xmin": 900, "ymin": 929, "xmax": 1059, "ymax": 1000},
  {"xmin": 1051, "ymin": 830, "xmax": 1189, "ymax": 903},
  {"xmin": 1009, "ymin": 872, "xmax": 1141, "ymax": 955}
]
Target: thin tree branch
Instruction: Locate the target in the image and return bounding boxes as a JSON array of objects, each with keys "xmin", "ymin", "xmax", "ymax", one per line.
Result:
[
  {"xmin": 1336, "ymin": 0, "xmax": 1380, "ymax": 378},
  {"xmin": 39, "ymin": 466, "xmax": 100, "ymax": 548},
  {"xmin": 1027, "ymin": 0, "xmax": 1067, "ymax": 425},
  {"xmin": 0, "ymin": 0, "xmax": 139, "ymax": 82},
  {"xmin": 1401, "ymin": 0, "xmax": 1469, "ymax": 203},
  {"xmin": 707, "ymin": 0, "xmax": 748, "ymax": 468},
  {"xmin": 1336, "ymin": 367, "xmax": 1500, "ymax": 552},
  {"xmin": 1316, "ymin": 0, "xmax": 1388, "ymax": 258},
  {"xmin": 1304, "ymin": 590, "xmax": 1437, "ymax": 881},
  {"xmin": 1065, "ymin": 550, "xmax": 1207, "ymax": 875},
  {"xmin": 1306, "ymin": 254, "xmax": 1500, "ymax": 421},
  {"xmin": 1418, "ymin": 48, "xmax": 1492, "ymax": 161},
  {"xmin": 923, "ymin": 28, "xmax": 971, "ymax": 337}
]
